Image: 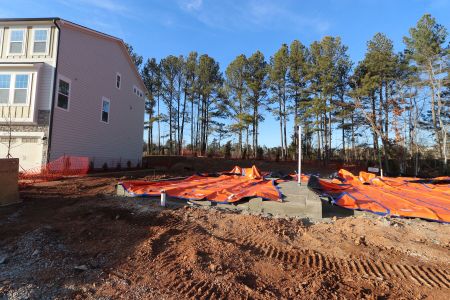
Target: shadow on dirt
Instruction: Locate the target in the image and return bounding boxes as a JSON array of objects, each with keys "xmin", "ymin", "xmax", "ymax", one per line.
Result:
[{"xmin": 0, "ymin": 182, "xmax": 182, "ymax": 299}]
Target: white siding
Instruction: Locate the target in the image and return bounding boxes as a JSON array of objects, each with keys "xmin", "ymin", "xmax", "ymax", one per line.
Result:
[
  {"xmin": 0, "ymin": 21, "xmax": 58, "ymax": 119},
  {"xmin": 50, "ymin": 24, "xmax": 145, "ymax": 167}
]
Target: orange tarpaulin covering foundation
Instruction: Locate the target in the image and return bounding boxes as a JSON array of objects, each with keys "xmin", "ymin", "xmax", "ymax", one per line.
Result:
[
  {"xmin": 310, "ymin": 169, "xmax": 450, "ymax": 223},
  {"xmin": 119, "ymin": 166, "xmax": 282, "ymax": 203}
]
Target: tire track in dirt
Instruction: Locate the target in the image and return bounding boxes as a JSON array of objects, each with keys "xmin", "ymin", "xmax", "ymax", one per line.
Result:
[
  {"xmin": 168, "ymin": 279, "xmax": 223, "ymax": 300},
  {"xmin": 157, "ymin": 251, "xmax": 225, "ymax": 300},
  {"xmin": 152, "ymin": 222, "xmax": 225, "ymax": 300},
  {"xmin": 228, "ymin": 234, "xmax": 450, "ymax": 289}
]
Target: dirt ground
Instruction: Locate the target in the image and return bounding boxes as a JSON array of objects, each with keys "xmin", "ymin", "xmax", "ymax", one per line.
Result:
[{"xmin": 1, "ymin": 170, "xmax": 449, "ymax": 299}]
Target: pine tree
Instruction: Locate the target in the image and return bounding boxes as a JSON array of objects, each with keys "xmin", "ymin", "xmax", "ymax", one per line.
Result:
[
  {"xmin": 125, "ymin": 43, "xmax": 143, "ymax": 70},
  {"xmin": 404, "ymin": 14, "xmax": 449, "ymax": 165},
  {"xmin": 185, "ymin": 52, "xmax": 198, "ymax": 154},
  {"xmin": 287, "ymin": 40, "xmax": 309, "ymax": 157},
  {"xmin": 141, "ymin": 58, "xmax": 161, "ymax": 155},
  {"xmin": 225, "ymin": 54, "xmax": 249, "ymax": 158},
  {"xmin": 197, "ymin": 55, "xmax": 223, "ymax": 156},
  {"xmin": 245, "ymin": 51, "xmax": 268, "ymax": 158},
  {"xmin": 160, "ymin": 55, "xmax": 181, "ymax": 155},
  {"xmin": 269, "ymin": 44, "xmax": 289, "ymax": 160}
]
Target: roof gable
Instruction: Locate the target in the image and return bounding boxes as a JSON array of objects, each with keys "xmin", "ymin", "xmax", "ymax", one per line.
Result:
[{"xmin": 57, "ymin": 19, "xmax": 147, "ymax": 95}]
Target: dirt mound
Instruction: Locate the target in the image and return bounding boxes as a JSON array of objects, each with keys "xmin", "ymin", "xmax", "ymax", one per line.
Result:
[{"xmin": 0, "ymin": 175, "xmax": 449, "ymax": 299}]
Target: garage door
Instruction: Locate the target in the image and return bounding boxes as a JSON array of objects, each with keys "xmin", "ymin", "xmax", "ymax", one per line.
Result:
[{"xmin": 0, "ymin": 135, "xmax": 44, "ymax": 171}]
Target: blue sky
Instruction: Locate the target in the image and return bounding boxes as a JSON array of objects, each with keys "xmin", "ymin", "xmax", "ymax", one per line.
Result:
[{"xmin": 1, "ymin": 0, "xmax": 449, "ymax": 147}]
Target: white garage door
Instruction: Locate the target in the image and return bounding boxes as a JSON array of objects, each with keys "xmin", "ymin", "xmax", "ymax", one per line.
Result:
[{"xmin": 0, "ymin": 134, "xmax": 44, "ymax": 171}]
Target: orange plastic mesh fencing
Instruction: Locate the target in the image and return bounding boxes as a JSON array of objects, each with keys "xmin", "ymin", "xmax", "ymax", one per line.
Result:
[
  {"xmin": 119, "ymin": 165, "xmax": 283, "ymax": 203},
  {"xmin": 19, "ymin": 156, "xmax": 90, "ymax": 183},
  {"xmin": 310, "ymin": 169, "xmax": 450, "ymax": 223}
]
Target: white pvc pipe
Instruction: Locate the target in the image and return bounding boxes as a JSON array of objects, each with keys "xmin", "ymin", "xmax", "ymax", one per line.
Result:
[
  {"xmin": 160, "ymin": 190, "xmax": 166, "ymax": 207},
  {"xmin": 298, "ymin": 125, "xmax": 302, "ymax": 185}
]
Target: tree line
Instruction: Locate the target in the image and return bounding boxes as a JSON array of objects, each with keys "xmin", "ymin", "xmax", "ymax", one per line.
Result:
[{"xmin": 127, "ymin": 14, "xmax": 449, "ymax": 175}]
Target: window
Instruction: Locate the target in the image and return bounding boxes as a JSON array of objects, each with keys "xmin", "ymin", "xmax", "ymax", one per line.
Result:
[
  {"xmin": 13, "ymin": 74, "xmax": 29, "ymax": 104},
  {"xmin": 9, "ymin": 29, "xmax": 25, "ymax": 54},
  {"xmin": 0, "ymin": 75, "xmax": 11, "ymax": 104},
  {"xmin": 0, "ymin": 74, "xmax": 30, "ymax": 105},
  {"xmin": 57, "ymin": 78, "xmax": 70, "ymax": 110},
  {"xmin": 133, "ymin": 85, "xmax": 144, "ymax": 98},
  {"xmin": 116, "ymin": 73, "xmax": 121, "ymax": 89},
  {"xmin": 33, "ymin": 29, "xmax": 49, "ymax": 54},
  {"xmin": 101, "ymin": 98, "xmax": 110, "ymax": 123}
]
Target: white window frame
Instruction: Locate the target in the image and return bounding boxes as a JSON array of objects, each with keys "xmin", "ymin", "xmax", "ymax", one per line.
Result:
[
  {"xmin": 31, "ymin": 27, "xmax": 50, "ymax": 55},
  {"xmin": 116, "ymin": 72, "xmax": 121, "ymax": 90},
  {"xmin": 0, "ymin": 73, "xmax": 11, "ymax": 106},
  {"xmin": 7, "ymin": 27, "xmax": 26, "ymax": 56},
  {"xmin": 0, "ymin": 72, "xmax": 32, "ymax": 106},
  {"xmin": 0, "ymin": 27, "xmax": 4, "ymax": 54},
  {"xmin": 13, "ymin": 73, "xmax": 31, "ymax": 105},
  {"xmin": 101, "ymin": 97, "xmax": 110, "ymax": 124},
  {"xmin": 56, "ymin": 75, "xmax": 71, "ymax": 111}
]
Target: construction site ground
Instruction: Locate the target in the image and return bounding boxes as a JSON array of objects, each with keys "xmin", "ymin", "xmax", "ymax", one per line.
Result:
[{"xmin": 1, "ymin": 164, "xmax": 449, "ymax": 299}]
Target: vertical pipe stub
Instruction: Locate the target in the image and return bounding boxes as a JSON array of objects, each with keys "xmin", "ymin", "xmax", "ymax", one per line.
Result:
[
  {"xmin": 298, "ymin": 125, "xmax": 302, "ymax": 185},
  {"xmin": 160, "ymin": 190, "xmax": 167, "ymax": 207}
]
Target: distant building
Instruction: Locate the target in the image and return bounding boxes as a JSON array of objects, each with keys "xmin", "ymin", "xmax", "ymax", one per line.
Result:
[{"xmin": 0, "ymin": 18, "xmax": 146, "ymax": 170}]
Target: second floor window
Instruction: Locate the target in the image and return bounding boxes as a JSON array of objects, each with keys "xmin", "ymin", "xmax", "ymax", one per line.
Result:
[
  {"xmin": 0, "ymin": 75, "xmax": 11, "ymax": 104},
  {"xmin": 116, "ymin": 73, "xmax": 121, "ymax": 89},
  {"xmin": 33, "ymin": 29, "xmax": 48, "ymax": 54},
  {"xmin": 101, "ymin": 98, "xmax": 110, "ymax": 123},
  {"xmin": 57, "ymin": 79, "xmax": 70, "ymax": 110},
  {"xmin": 9, "ymin": 29, "xmax": 25, "ymax": 54}
]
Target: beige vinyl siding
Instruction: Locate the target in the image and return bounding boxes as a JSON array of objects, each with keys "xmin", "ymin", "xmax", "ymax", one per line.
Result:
[
  {"xmin": 50, "ymin": 24, "xmax": 145, "ymax": 166},
  {"xmin": 0, "ymin": 25, "xmax": 57, "ymax": 60},
  {"xmin": 0, "ymin": 21, "xmax": 58, "ymax": 121}
]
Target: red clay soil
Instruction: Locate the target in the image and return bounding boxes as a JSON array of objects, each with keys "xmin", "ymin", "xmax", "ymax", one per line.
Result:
[{"xmin": 0, "ymin": 175, "xmax": 449, "ymax": 299}]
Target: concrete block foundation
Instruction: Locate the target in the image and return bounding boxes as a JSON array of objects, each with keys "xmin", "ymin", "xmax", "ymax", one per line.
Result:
[{"xmin": 117, "ymin": 180, "xmax": 356, "ymax": 219}]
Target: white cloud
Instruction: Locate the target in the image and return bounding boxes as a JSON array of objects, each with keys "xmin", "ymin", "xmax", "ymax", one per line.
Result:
[
  {"xmin": 178, "ymin": 0, "xmax": 330, "ymax": 34},
  {"xmin": 179, "ymin": 0, "xmax": 203, "ymax": 11},
  {"xmin": 55, "ymin": 0, "xmax": 130, "ymax": 39},
  {"xmin": 87, "ymin": 0, "xmax": 128, "ymax": 12},
  {"xmin": 57, "ymin": 0, "xmax": 128, "ymax": 14}
]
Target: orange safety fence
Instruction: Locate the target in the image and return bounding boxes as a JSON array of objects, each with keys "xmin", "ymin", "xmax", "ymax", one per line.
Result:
[
  {"xmin": 119, "ymin": 165, "xmax": 283, "ymax": 203},
  {"xmin": 309, "ymin": 169, "xmax": 450, "ymax": 223},
  {"xmin": 19, "ymin": 156, "xmax": 90, "ymax": 183}
]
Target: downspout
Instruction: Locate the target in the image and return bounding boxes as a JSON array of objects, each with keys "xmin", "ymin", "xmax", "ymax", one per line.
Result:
[{"xmin": 46, "ymin": 18, "xmax": 61, "ymax": 163}]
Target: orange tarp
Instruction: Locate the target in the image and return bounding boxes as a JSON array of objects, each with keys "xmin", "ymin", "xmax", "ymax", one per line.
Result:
[
  {"xmin": 312, "ymin": 169, "xmax": 450, "ymax": 223},
  {"xmin": 119, "ymin": 165, "xmax": 282, "ymax": 203},
  {"xmin": 229, "ymin": 165, "xmax": 262, "ymax": 179}
]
